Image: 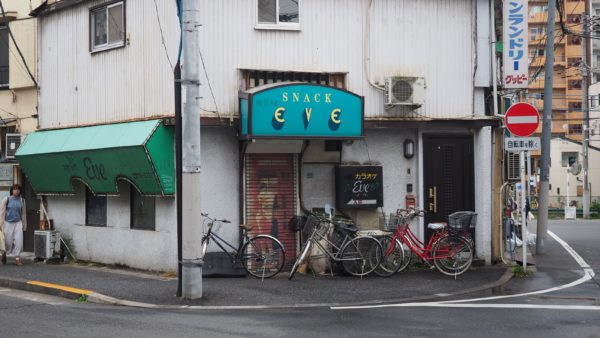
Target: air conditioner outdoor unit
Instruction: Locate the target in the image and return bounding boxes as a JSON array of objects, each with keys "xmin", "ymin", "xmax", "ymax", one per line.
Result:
[
  {"xmin": 5, "ymin": 133, "xmax": 22, "ymax": 159},
  {"xmin": 34, "ymin": 230, "xmax": 58, "ymax": 259},
  {"xmin": 505, "ymin": 152, "xmax": 520, "ymax": 181},
  {"xmin": 384, "ymin": 76, "xmax": 425, "ymax": 107}
]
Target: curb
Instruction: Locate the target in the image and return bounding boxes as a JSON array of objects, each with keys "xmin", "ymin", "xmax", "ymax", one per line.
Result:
[
  {"xmin": 0, "ymin": 267, "xmax": 515, "ymax": 310},
  {"xmin": 0, "ymin": 276, "xmax": 91, "ymax": 301}
]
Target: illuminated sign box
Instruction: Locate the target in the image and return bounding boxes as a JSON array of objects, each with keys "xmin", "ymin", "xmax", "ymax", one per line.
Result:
[{"xmin": 240, "ymin": 83, "xmax": 364, "ymax": 139}]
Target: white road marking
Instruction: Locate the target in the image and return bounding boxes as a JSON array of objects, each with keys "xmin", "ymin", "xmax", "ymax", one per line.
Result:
[{"xmin": 331, "ymin": 230, "xmax": 597, "ymax": 311}]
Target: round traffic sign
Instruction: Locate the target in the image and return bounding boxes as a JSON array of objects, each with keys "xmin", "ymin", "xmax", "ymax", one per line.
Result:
[{"xmin": 505, "ymin": 103, "xmax": 540, "ymax": 137}]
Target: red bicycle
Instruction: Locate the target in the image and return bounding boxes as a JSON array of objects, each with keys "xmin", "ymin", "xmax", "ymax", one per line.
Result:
[{"xmin": 375, "ymin": 208, "xmax": 474, "ymax": 277}]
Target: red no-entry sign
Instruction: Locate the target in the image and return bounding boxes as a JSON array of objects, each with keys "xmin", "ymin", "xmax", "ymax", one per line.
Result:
[{"xmin": 505, "ymin": 103, "xmax": 540, "ymax": 137}]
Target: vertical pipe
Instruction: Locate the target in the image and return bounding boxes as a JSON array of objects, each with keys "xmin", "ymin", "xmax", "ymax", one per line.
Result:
[{"xmin": 175, "ymin": 61, "xmax": 182, "ymax": 297}]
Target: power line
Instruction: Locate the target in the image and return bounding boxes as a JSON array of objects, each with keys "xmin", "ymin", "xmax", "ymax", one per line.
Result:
[
  {"xmin": 152, "ymin": 0, "xmax": 173, "ymax": 71},
  {"xmin": 0, "ymin": 1, "xmax": 37, "ymax": 88}
]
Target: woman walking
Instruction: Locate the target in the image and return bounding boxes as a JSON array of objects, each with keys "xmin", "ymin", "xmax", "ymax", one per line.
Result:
[{"xmin": 0, "ymin": 184, "xmax": 27, "ymax": 266}]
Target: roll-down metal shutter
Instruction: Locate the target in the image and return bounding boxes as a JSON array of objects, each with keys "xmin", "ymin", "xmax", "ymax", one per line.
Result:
[{"xmin": 245, "ymin": 154, "xmax": 297, "ymax": 270}]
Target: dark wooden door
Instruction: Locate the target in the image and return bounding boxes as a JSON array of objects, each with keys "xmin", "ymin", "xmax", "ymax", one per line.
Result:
[
  {"xmin": 21, "ymin": 176, "xmax": 39, "ymax": 252},
  {"xmin": 423, "ymin": 135, "xmax": 474, "ymax": 241}
]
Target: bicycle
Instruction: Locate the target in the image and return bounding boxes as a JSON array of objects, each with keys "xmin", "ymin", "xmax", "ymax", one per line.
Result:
[
  {"xmin": 288, "ymin": 212, "xmax": 383, "ymax": 280},
  {"xmin": 375, "ymin": 208, "xmax": 473, "ymax": 277},
  {"xmin": 200, "ymin": 212, "xmax": 285, "ymax": 279}
]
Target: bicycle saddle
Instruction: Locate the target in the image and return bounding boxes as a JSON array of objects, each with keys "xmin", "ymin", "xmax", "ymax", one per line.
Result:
[
  {"xmin": 240, "ymin": 223, "xmax": 255, "ymax": 231},
  {"xmin": 427, "ymin": 222, "xmax": 446, "ymax": 230}
]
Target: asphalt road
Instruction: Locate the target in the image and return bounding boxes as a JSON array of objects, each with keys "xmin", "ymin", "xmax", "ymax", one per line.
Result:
[{"xmin": 0, "ymin": 220, "xmax": 598, "ymax": 338}]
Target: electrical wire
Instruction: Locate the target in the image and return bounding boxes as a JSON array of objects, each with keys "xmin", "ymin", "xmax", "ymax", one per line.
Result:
[{"xmin": 152, "ymin": 0, "xmax": 174, "ymax": 71}]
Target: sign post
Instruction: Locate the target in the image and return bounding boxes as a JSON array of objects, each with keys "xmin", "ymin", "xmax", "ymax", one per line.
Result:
[{"xmin": 505, "ymin": 103, "xmax": 540, "ymax": 269}]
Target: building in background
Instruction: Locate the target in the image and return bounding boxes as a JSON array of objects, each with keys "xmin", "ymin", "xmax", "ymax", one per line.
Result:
[
  {"xmin": 0, "ymin": 0, "xmax": 42, "ymax": 251},
  {"xmin": 526, "ymin": 0, "xmax": 585, "ymax": 143},
  {"xmin": 547, "ymin": 137, "xmax": 600, "ymax": 208}
]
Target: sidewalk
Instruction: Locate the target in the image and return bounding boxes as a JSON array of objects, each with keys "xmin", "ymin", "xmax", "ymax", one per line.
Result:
[{"xmin": 0, "ymin": 255, "xmax": 511, "ymax": 308}]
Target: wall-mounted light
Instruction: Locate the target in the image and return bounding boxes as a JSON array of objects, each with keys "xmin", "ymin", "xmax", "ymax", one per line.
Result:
[{"xmin": 403, "ymin": 139, "xmax": 415, "ymax": 159}]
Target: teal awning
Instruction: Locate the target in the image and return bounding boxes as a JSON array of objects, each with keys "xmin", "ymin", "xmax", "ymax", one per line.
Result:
[{"xmin": 16, "ymin": 119, "xmax": 175, "ymax": 196}]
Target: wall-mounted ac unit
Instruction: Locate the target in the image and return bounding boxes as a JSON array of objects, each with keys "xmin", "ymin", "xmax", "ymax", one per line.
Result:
[
  {"xmin": 34, "ymin": 230, "xmax": 58, "ymax": 259},
  {"xmin": 505, "ymin": 152, "xmax": 520, "ymax": 181},
  {"xmin": 5, "ymin": 134, "xmax": 22, "ymax": 159},
  {"xmin": 384, "ymin": 76, "xmax": 425, "ymax": 107}
]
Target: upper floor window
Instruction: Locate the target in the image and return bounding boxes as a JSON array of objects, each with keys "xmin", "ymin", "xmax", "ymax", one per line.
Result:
[
  {"xmin": 90, "ymin": 1, "xmax": 125, "ymax": 53},
  {"xmin": 0, "ymin": 25, "xmax": 8, "ymax": 89},
  {"xmin": 257, "ymin": 0, "xmax": 299, "ymax": 29}
]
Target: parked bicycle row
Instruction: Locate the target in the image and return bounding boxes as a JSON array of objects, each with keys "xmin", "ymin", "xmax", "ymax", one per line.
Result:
[{"xmin": 199, "ymin": 208, "xmax": 476, "ymax": 280}]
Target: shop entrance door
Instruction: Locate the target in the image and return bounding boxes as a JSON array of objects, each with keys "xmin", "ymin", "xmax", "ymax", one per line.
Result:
[
  {"xmin": 245, "ymin": 154, "xmax": 297, "ymax": 270},
  {"xmin": 423, "ymin": 135, "xmax": 474, "ymax": 242},
  {"xmin": 21, "ymin": 176, "xmax": 39, "ymax": 252}
]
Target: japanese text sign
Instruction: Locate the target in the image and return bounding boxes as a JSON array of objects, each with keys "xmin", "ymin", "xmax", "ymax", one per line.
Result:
[
  {"xmin": 504, "ymin": 137, "xmax": 541, "ymax": 152},
  {"xmin": 503, "ymin": 0, "xmax": 528, "ymax": 88}
]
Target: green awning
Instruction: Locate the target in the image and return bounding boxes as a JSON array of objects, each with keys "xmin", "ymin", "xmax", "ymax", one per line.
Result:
[{"xmin": 15, "ymin": 119, "xmax": 175, "ymax": 196}]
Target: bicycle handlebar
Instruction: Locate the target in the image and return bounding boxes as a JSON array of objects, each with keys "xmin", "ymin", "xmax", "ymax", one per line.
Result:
[{"xmin": 201, "ymin": 212, "xmax": 231, "ymax": 224}]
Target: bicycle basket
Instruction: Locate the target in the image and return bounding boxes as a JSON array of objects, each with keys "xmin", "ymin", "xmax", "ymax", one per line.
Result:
[
  {"xmin": 448, "ymin": 211, "xmax": 477, "ymax": 230},
  {"xmin": 379, "ymin": 213, "xmax": 400, "ymax": 232},
  {"xmin": 304, "ymin": 214, "xmax": 330, "ymax": 238}
]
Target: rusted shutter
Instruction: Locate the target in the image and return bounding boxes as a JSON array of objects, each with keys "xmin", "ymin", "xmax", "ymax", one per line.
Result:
[{"xmin": 245, "ymin": 154, "xmax": 297, "ymax": 270}]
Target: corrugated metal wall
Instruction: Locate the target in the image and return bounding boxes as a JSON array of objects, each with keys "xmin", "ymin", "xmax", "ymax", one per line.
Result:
[
  {"xmin": 38, "ymin": 0, "xmax": 477, "ymax": 127},
  {"xmin": 245, "ymin": 154, "xmax": 298, "ymax": 270},
  {"xmin": 38, "ymin": 0, "xmax": 179, "ymax": 128},
  {"xmin": 197, "ymin": 0, "xmax": 475, "ymax": 119}
]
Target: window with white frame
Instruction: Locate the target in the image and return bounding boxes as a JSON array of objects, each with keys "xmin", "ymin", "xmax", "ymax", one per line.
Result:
[
  {"xmin": 90, "ymin": 1, "xmax": 125, "ymax": 52},
  {"xmin": 257, "ymin": 0, "xmax": 299, "ymax": 28}
]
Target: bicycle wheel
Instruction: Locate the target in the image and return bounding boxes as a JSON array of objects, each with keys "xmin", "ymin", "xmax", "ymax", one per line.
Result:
[
  {"xmin": 374, "ymin": 235, "xmax": 404, "ymax": 277},
  {"xmin": 241, "ymin": 235, "xmax": 285, "ymax": 279},
  {"xmin": 340, "ymin": 236, "xmax": 382, "ymax": 277},
  {"xmin": 288, "ymin": 241, "xmax": 312, "ymax": 280},
  {"xmin": 432, "ymin": 235, "xmax": 473, "ymax": 276}
]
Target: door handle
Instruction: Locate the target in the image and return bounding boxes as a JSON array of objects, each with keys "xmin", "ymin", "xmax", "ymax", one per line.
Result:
[{"xmin": 428, "ymin": 186, "xmax": 437, "ymax": 213}]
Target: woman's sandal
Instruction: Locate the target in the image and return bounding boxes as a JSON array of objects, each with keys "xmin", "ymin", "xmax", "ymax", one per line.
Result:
[{"xmin": 15, "ymin": 257, "xmax": 23, "ymax": 266}]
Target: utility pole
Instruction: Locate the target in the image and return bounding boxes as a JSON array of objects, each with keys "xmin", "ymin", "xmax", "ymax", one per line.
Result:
[
  {"xmin": 583, "ymin": 0, "xmax": 592, "ymax": 219},
  {"xmin": 536, "ymin": 0, "xmax": 557, "ymax": 254},
  {"xmin": 181, "ymin": 0, "xmax": 203, "ymax": 299}
]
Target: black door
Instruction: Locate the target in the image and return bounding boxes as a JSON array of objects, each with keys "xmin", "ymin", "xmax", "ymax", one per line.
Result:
[
  {"xmin": 21, "ymin": 176, "xmax": 39, "ymax": 252},
  {"xmin": 423, "ymin": 135, "xmax": 474, "ymax": 241}
]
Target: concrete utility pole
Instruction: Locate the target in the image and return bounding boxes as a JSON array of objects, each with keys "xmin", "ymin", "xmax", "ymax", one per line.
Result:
[
  {"xmin": 181, "ymin": 0, "xmax": 203, "ymax": 299},
  {"xmin": 583, "ymin": 0, "xmax": 592, "ymax": 219},
  {"xmin": 536, "ymin": 0, "xmax": 557, "ymax": 254}
]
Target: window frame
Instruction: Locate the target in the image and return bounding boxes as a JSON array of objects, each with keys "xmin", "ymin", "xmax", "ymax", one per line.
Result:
[
  {"xmin": 85, "ymin": 187, "xmax": 107, "ymax": 226},
  {"xmin": 89, "ymin": 0, "xmax": 126, "ymax": 53},
  {"xmin": 130, "ymin": 186, "xmax": 156, "ymax": 231},
  {"xmin": 0, "ymin": 25, "xmax": 9, "ymax": 89},
  {"xmin": 255, "ymin": 0, "xmax": 301, "ymax": 31}
]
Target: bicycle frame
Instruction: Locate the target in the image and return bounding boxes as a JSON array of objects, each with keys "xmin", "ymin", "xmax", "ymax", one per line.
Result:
[
  {"xmin": 305, "ymin": 221, "xmax": 354, "ymax": 262},
  {"xmin": 201, "ymin": 220, "xmax": 253, "ymax": 264}
]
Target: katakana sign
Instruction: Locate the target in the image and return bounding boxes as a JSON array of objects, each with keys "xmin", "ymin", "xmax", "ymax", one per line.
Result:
[{"xmin": 503, "ymin": 0, "xmax": 528, "ymax": 88}]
